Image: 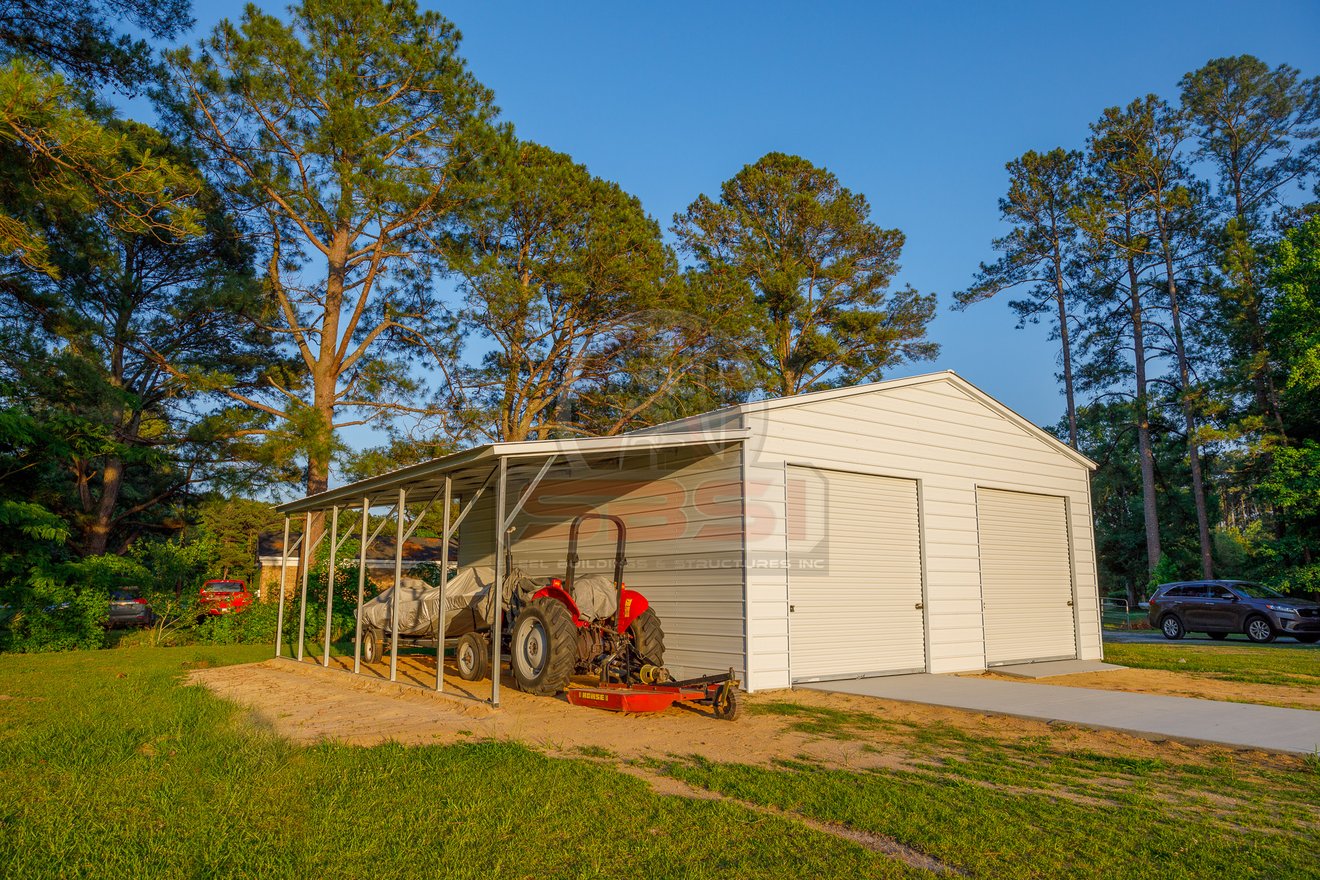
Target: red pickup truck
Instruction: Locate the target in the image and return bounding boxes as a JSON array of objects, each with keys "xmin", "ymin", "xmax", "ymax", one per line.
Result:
[{"xmin": 198, "ymin": 579, "xmax": 253, "ymax": 617}]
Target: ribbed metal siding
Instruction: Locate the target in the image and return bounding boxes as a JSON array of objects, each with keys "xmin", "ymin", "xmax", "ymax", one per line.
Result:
[
  {"xmin": 457, "ymin": 446, "xmax": 746, "ymax": 680},
  {"xmin": 976, "ymin": 488, "xmax": 1077, "ymax": 664},
  {"xmin": 787, "ymin": 467, "xmax": 926, "ymax": 681}
]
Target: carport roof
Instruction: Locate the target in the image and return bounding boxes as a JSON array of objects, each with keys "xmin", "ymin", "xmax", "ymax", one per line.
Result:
[{"xmin": 274, "ymin": 429, "xmax": 751, "ymax": 515}]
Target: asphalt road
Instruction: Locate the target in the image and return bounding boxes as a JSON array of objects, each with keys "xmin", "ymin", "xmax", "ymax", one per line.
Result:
[{"xmin": 1103, "ymin": 628, "xmax": 1318, "ymax": 647}]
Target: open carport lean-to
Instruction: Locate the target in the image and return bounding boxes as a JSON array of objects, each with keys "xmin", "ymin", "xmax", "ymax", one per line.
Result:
[{"xmin": 272, "ymin": 430, "xmax": 750, "ymax": 707}]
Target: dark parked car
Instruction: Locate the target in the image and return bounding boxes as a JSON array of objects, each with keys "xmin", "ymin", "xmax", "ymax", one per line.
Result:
[
  {"xmin": 107, "ymin": 589, "xmax": 155, "ymax": 629},
  {"xmin": 1148, "ymin": 580, "xmax": 1320, "ymax": 644}
]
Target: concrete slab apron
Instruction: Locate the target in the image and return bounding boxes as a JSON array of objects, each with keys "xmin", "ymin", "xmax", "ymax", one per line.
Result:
[
  {"xmin": 991, "ymin": 659, "xmax": 1125, "ymax": 679},
  {"xmin": 801, "ymin": 674, "xmax": 1320, "ymax": 755}
]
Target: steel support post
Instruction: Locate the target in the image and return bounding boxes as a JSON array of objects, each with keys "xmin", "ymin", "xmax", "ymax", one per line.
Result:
[
  {"xmin": 353, "ymin": 497, "xmax": 369, "ymax": 675},
  {"xmin": 388, "ymin": 487, "xmax": 406, "ymax": 682},
  {"xmin": 491, "ymin": 457, "xmax": 508, "ymax": 707},
  {"xmin": 322, "ymin": 505, "xmax": 339, "ymax": 667},
  {"xmin": 274, "ymin": 516, "xmax": 290, "ymax": 658},
  {"xmin": 297, "ymin": 511, "xmax": 313, "ymax": 662},
  {"xmin": 435, "ymin": 475, "xmax": 452, "ymax": 692}
]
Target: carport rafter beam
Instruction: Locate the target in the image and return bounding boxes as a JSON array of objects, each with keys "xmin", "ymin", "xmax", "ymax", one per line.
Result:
[
  {"xmin": 360, "ymin": 501, "xmax": 399, "ymax": 549},
  {"xmin": 502, "ymin": 455, "xmax": 557, "ymax": 532},
  {"xmin": 332, "ymin": 511, "xmax": 358, "ymax": 557},
  {"xmin": 401, "ymin": 482, "xmax": 448, "ymax": 544},
  {"xmin": 448, "ymin": 467, "xmax": 497, "ymax": 536}
]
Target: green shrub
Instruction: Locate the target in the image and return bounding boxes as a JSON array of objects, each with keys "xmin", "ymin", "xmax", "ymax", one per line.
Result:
[
  {"xmin": 1146, "ymin": 555, "xmax": 1184, "ymax": 595},
  {"xmin": 193, "ymin": 599, "xmax": 282, "ymax": 645}
]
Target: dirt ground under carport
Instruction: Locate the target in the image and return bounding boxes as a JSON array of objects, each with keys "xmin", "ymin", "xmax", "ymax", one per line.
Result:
[{"xmin": 187, "ymin": 654, "xmax": 1298, "ymax": 774}]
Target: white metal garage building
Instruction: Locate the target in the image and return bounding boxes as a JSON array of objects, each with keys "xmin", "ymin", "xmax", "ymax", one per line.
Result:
[{"xmin": 276, "ymin": 370, "xmax": 1101, "ymax": 696}]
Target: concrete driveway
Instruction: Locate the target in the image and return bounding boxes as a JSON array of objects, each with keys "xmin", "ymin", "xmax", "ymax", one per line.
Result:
[{"xmin": 801, "ymin": 674, "xmax": 1320, "ymax": 755}]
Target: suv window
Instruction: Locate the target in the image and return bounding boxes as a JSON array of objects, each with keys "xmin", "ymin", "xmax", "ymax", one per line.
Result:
[
  {"xmin": 1206, "ymin": 585, "xmax": 1234, "ymax": 600},
  {"xmin": 1160, "ymin": 586, "xmax": 1187, "ymax": 598}
]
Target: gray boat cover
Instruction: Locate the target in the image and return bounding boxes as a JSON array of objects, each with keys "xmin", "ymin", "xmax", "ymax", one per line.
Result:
[
  {"xmin": 356, "ymin": 566, "xmax": 530, "ymax": 637},
  {"xmin": 356, "ymin": 567, "xmax": 622, "ymax": 637}
]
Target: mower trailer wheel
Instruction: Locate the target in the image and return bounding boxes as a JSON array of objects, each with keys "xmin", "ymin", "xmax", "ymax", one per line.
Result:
[
  {"xmin": 511, "ymin": 597, "xmax": 577, "ymax": 696},
  {"xmin": 455, "ymin": 632, "xmax": 488, "ymax": 682},
  {"xmin": 713, "ymin": 685, "xmax": 741, "ymax": 722}
]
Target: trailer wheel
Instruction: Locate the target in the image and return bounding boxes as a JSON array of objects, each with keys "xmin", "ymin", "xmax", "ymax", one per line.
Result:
[
  {"xmin": 629, "ymin": 607, "xmax": 666, "ymax": 667},
  {"xmin": 456, "ymin": 632, "xmax": 488, "ymax": 682},
  {"xmin": 511, "ymin": 598, "xmax": 577, "ymax": 696},
  {"xmin": 713, "ymin": 685, "xmax": 741, "ymax": 721},
  {"xmin": 362, "ymin": 627, "xmax": 382, "ymax": 664}
]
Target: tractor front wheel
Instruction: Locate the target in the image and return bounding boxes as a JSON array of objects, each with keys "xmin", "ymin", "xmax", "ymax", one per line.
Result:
[{"xmin": 511, "ymin": 598, "xmax": 577, "ymax": 696}]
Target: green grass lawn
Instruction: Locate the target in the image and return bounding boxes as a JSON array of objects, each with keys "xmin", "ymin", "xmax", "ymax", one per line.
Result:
[
  {"xmin": 1, "ymin": 646, "xmax": 1317, "ymax": 879},
  {"xmin": 0, "ymin": 647, "xmax": 924, "ymax": 879},
  {"xmin": 1104, "ymin": 641, "xmax": 1320, "ymax": 688}
]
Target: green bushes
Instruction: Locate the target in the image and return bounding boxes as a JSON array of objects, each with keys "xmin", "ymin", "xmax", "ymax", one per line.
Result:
[
  {"xmin": 1, "ymin": 515, "xmax": 443, "ymax": 654},
  {"xmin": 192, "ymin": 600, "xmax": 282, "ymax": 646}
]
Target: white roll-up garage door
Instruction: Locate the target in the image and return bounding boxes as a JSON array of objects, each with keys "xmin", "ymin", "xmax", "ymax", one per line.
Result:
[
  {"xmin": 787, "ymin": 467, "xmax": 926, "ymax": 682},
  {"xmin": 976, "ymin": 488, "xmax": 1077, "ymax": 665}
]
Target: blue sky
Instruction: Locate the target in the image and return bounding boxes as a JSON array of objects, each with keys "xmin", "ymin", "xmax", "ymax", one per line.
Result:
[{"xmin": 144, "ymin": 0, "xmax": 1320, "ymax": 431}]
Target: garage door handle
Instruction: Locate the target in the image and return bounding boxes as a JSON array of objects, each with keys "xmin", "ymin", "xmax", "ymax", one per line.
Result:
[
  {"xmin": 915, "ymin": 602, "xmax": 923, "ymax": 610},
  {"xmin": 1067, "ymin": 600, "xmax": 1074, "ymax": 607}
]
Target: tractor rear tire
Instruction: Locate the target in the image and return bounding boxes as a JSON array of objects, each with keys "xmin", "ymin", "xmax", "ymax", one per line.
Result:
[
  {"xmin": 511, "ymin": 598, "xmax": 577, "ymax": 696},
  {"xmin": 629, "ymin": 607, "xmax": 666, "ymax": 667},
  {"xmin": 456, "ymin": 632, "xmax": 488, "ymax": 682}
]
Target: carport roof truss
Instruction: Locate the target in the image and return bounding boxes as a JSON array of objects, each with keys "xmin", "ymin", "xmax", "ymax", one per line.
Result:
[{"xmin": 275, "ymin": 429, "xmax": 751, "ymax": 515}]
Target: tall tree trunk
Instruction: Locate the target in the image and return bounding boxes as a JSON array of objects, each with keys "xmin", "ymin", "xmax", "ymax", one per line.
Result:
[
  {"xmin": 1127, "ymin": 255, "xmax": 1162, "ymax": 592},
  {"xmin": 84, "ymin": 455, "xmax": 124, "ymax": 556},
  {"xmin": 304, "ymin": 228, "xmax": 349, "ymax": 550},
  {"xmin": 86, "ymin": 317, "xmax": 131, "ymax": 556},
  {"xmin": 1160, "ymin": 237, "xmax": 1214, "ymax": 578},
  {"xmin": 1052, "ymin": 246, "xmax": 1078, "ymax": 449}
]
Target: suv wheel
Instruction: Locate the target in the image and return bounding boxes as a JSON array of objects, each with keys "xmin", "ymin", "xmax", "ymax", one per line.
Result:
[
  {"xmin": 1245, "ymin": 616, "xmax": 1277, "ymax": 644},
  {"xmin": 1160, "ymin": 615, "xmax": 1185, "ymax": 640}
]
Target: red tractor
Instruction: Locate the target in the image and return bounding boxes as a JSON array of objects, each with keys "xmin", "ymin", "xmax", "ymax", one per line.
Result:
[{"xmin": 506, "ymin": 514, "xmax": 667, "ymax": 696}]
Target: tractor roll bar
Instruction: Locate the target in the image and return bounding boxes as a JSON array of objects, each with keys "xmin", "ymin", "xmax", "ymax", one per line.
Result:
[{"xmin": 565, "ymin": 513, "xmax": 628, "ymax": 618}]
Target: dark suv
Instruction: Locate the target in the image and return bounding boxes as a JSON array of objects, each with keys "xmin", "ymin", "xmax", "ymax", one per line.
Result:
[{"xmin": 1148, "ymin": 580, "xmax": 1320, "ymax": 644}]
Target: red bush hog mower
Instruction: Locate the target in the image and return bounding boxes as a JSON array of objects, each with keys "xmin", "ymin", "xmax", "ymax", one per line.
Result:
[{"xmin": 508, "ymin": 513, "xmax": 740, "ymax": 719}]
